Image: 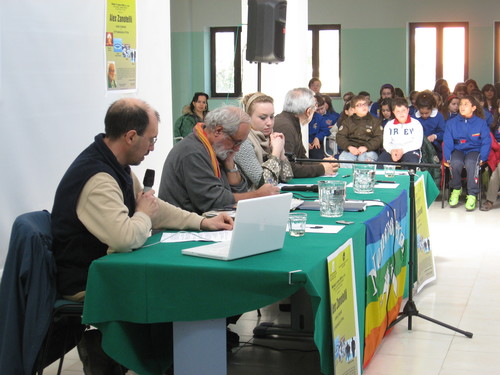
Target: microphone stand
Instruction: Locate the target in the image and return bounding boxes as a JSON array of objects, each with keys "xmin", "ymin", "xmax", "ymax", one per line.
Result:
[{"xmin": 286, "ymin": 153, "xmax": 473, "ymax": 338}]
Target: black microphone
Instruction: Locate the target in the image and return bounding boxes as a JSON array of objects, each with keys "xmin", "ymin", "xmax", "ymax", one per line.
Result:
[
  {"xmin": 143, "ymin": 169, "xmax": 155, "ymax": 192},
  {"xmin": 281, "ymin": 184, "xmax": 318, "ymax": 192}
]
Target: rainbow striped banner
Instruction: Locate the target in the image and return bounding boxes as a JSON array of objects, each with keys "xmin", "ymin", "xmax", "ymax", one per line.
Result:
[{"xmin": 362, "ymin": 191, "xmax": 408, "ymax": 367}]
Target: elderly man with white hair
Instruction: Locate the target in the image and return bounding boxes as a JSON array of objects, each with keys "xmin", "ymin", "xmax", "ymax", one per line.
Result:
[
  {"xmin": 274, "ymin": 87, "xmax": 339, "ymax": 177},
  {"xmin": 159, "ymin": 105, "xmax": 279, "ymax": 215}
]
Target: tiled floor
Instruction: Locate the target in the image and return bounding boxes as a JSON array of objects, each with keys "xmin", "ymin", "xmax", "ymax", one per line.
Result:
[{"xmin": 44, "ymin": 198, "xmax": 500, "ymax": 375}]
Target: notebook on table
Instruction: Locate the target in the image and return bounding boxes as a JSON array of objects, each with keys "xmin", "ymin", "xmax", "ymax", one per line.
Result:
[{"xmin": 181, "ymin": 193, "xmax": 293, "ymax": 261}]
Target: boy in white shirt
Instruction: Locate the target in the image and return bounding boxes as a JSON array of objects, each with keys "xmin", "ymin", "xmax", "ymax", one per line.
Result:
[{"xmin": 378, "ymin": 97, "xmax": 423, "ymax": 165}]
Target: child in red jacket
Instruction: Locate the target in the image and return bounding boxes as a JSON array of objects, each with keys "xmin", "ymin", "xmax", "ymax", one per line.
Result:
[{"xmin": 481, "ymin": 117, "xmax": 500, "ymax": 211}]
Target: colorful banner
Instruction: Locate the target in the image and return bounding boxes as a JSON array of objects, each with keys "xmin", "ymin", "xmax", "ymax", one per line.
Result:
[
  {"xmin": 415, "ymin": 175, "xmax": 436, "ymax": 293},
  {"xmin": 363, "ymin": 191, "xmax": 408, "ymax": 367},
  {"xmin": 327, "ymin": 239, "xmax": 361, "ymax": 375},
  {"xmin": 105, "ymin": 0, "xmax": 137, "ymax": 91}
]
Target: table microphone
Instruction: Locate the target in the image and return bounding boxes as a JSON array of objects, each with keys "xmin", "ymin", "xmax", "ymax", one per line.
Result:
[
  {"xmin": 281, "ymin": 184, "xmax": 318, "ymax": 192},
  {"xmin": 143, "ymin": 169, "xmax": 155, "ymax": 192}
]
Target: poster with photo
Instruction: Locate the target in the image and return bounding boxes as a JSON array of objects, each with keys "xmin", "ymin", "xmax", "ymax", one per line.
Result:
[
  {"xmin": 415, "ymin": 175, "xmax": 436, "ymax": 293},
  {"xmin": 105, "ymin": 0, "xmax": 137, "ymax": 91},
  {"xmin": 327, "ymin": 238, "xmax": 361, "ymax": 375}
]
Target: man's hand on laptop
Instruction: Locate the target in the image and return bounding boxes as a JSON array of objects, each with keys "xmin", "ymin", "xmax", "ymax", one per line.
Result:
[{"xmin": 200, "ymin": 213, "xmax": 234, "ymax": 231}]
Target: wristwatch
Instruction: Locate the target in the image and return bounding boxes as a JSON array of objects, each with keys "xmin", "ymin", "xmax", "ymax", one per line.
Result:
[{"xmin": 227, "ymin": 165, "xmax": 239, "ymax": 173}]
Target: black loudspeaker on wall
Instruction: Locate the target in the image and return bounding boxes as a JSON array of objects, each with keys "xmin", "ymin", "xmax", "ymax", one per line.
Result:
[{"xmin": 246, "ymin": 0, "xmax": 287, "ymax": 63}]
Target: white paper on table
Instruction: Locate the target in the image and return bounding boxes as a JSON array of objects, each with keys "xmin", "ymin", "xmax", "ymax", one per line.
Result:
[
  {"xmin": 346, "ymin": 182, "xmax": 399, "ymax": 189},
  {"xmin": 286, "ymin": 224, "xmax": 345, "ymax": 234},
  {"xmin": 317, "ymin": 172, "xmax": 338, "ymax": 178},
  {"xmin": 305, "ymin": 224, "xmax": 344, "ymax": 233},
  {"xmin": 375, "ymin": 170, "xmax": 408, "ymax": 176},
  {"xmin": 160, "ymin": 231, "xmax": 232, "ymax": 243}
]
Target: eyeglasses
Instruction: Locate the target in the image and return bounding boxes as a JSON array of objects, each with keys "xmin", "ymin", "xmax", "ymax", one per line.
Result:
[
  {"xmin": 224, "ymin": 132, "xmax": 245, "ymax": 148},
  {"xmin": 355, "ymin": 102, "xmax": 368, "ymax": 108},
  {"xmin": 149, "ymin": 136, "xmax": 158, "ymax": 145}
]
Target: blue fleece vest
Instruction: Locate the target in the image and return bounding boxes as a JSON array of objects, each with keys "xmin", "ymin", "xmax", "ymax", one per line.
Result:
[{"xmin": 51, "ymin": 134, "xmax": 136, "ymax": 295}]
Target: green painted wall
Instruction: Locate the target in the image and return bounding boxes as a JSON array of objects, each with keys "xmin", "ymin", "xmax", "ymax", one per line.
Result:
[
  {"xmin": 340, "ymin": 28, "xmax": 407, "ymax": 99},
  {"xmin": 170, "ymin": 0, "xmax": 500, "ymax": 125}
]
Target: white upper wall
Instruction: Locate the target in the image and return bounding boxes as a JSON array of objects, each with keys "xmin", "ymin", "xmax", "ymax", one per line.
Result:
[{"xmin": 0, "ymin": 0, "xmax": 172, "ymax": 268}]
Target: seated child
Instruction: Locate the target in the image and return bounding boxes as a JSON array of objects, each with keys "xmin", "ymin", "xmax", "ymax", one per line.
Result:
[
  {"xmin": 440, "ymin": 94, "xmax": 460, "ymax": 121},
  {"xmin": 414, "ymin": 90, "xmax": 446, "ymax": 159},
  {"xmin": 379, "ymin": 98, "xmax": 394, "ymax": 127},
  {"xmin": 444, "ymin": 95, "xmax": 491, "ymax": 211},
  {"xmin": 308, "ymin": 94, "xmax": 331, "ymax": 159},
  {"xmin": 480, "ymin": 110, "xmax": 500, "ymax": 211},
  {"xmin": 336, "ymin": 95, "xmax": 383, "ymax": 166},
  {"xmin": 322, "ymin": 95, "xmax": 341, "ymax": 155},
  {"xmin": 378, "ymin": 97, "xmax": 423, "ymax": 165}
]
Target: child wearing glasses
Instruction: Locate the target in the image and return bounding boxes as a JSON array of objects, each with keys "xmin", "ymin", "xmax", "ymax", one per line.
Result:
[{"xmin": 336, "ymin": 95, "xmax": 383, "ymax": 166}]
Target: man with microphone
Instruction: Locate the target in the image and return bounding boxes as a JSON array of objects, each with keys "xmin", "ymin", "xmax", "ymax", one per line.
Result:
[{"xmin": 51, "ymin": 98, "xmax": 233, "ymax": 373}]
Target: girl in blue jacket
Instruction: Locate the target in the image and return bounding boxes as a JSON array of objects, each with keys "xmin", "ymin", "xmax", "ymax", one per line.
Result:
[{"xmin": 444, "ymin": 95, "xmax": 492, "ymax": 211}]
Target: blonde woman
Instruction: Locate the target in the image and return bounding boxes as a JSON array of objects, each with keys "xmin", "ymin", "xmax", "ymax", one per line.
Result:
[{"xmin": 234, "ymin": 93, "xmax": 293, "ymax": 189}]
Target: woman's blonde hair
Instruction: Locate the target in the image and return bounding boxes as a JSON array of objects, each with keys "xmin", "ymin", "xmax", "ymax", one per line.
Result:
[{"xmin": 242, "ymin": 92, "xmax": 274, "ymax": 116}]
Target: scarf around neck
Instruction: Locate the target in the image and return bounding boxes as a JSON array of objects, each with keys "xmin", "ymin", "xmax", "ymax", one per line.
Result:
[
  {"xmin": 247, "ymin": 129, "xmax": 271, "ymax": 164},
  {"xmin": 193, "ymin": 122, "xmax": 221, "ymax": 178}
]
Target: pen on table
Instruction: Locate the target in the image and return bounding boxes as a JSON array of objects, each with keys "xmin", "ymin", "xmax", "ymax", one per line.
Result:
[
  {"xmin": 307, "ymin": 225, "xmax": 323, "ymax": 229},
  {"xmin": 342, "ymin": 174, "xmax": 350, "ymax": 178},
  {"xmin": 376, "ymin": 180, "xmax": 396, "ymax": 184}
]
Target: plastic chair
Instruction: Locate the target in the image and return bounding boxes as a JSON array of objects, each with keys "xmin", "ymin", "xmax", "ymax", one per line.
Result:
[
  {"xmin": 323, "ymin": 135, "xmax": 339, "ymax": 158},
  {"xmin": 0, "ymin": 210, "xmax": 84, "ymax": 375}
]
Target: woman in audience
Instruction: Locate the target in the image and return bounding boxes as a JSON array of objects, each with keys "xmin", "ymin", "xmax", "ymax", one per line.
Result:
[
  {"xmin": 234, "ymin": 92, "xmax": 293, "ymax": 189},
  {"xmin": 173, "ymin": 92, "xmax": 209, "ymax": 140},
  {"xmin": 444, "ymin": 95, "xmax": 491, "ymax": 211}
]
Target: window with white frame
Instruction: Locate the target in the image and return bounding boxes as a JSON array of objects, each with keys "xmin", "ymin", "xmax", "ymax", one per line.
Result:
[
  {"xmin": 307, "ymin": 24, "xmax": 341, "ymax": 96},
  {"xmin": 210, "ymin": 27, "xmax": 242, "ymax": 97},
  {"xmin": 410, "ymin": 22, "xmax": 468, "ymax": 92}
]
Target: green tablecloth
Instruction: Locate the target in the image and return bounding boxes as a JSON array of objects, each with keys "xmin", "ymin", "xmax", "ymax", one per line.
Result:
[{"xmin": 82, "ymin": 168, "xmax": 438, "ymax": 375}]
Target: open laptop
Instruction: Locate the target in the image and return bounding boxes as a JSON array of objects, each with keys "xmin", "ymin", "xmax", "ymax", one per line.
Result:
[{"xmin": 181, "ymin": 193, "xmax": 293, "ymax": 261}]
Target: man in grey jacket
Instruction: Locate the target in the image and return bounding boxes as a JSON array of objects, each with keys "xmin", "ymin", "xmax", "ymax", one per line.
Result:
[{"xmin": 159, "ymin": 106, "xmax": 279, "ymax": 214}]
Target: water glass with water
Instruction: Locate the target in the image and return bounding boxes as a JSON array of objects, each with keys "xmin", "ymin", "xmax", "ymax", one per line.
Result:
[
  {"xmin": 288, "ymin": 213, "xmax": 307, "ymax": 237},
  {"xmin": 384, "ymin": 164, "xmax": 396, "ymax": 178},
  {"xmin": 318, "ymin": 180, "xmax": 346, "ymax": 217},
  {"xmin": 353, "ymin": 164, "xmax": 376, "ymax": 194}
]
